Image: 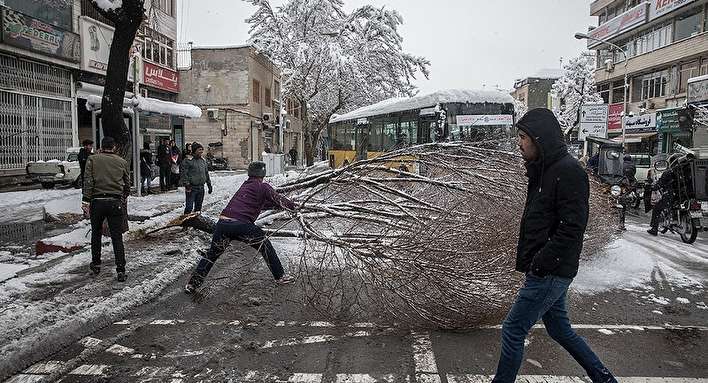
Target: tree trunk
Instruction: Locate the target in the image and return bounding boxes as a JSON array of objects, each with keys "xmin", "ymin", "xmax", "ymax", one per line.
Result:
[
  {"xmin": 94, "ymin": 0, "xmax": 144, "ymax": 162},
  {"xmin": 301, "ymin": 101, "xmax": 316, "ymax": 167}
]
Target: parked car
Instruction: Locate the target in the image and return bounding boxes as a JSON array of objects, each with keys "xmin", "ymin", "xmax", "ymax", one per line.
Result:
[
  {"xmin": 26, "ymin": 147, "xmax": 82, "ymax": 189},
  {"xmin": 629, "ymin": 153, "xmax": 652, "ymax": 185}
]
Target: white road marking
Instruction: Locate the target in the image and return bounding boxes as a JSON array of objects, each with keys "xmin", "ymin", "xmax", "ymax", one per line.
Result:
[
  {"xmin": 412, "ymin": 332, "xmax": 441, "ymax": 383},
  {"xmin": 289, "ymin": 373, "xmax": 324, "ymax": 382},
  {"xmin": 69, "ymin": 364, "xmax": 110, "ymax": 376},
  {"xmin": 335, "ymin": 374, "xmax": 405, "ymax": 383},
  {"xmin": 165, "ymin": 349, "xmax": 205, "ymax": 358},
  {"xmin": 447, "ymin": 376, "xmax": 708, "ymax": 383},
  {"xmin": 261, "ymin": 330, "xmax": 374, "ymax": 348},
  {"xmin": 4, "ymin": 374, "xmax": 45, "ymax": 383},
  {"xmin": 105, "ymin": 343, "xmax": 136, "ymax": 356},
  {"xmin": 113, "ymin": 319, "xmax": 131, "ymax": 325},
  {"xmin": 149, "ymin": 319, "xmax": 186, "ymax": 325},
  {"xmin": 22, "ymin": 361, "xmax": 65, "ymax": 374},
  {"xmin": 134, "ymin": 366, "xmax": 175, "ymax": 377},
  {"xmin": 78, "ymin": 336, "xmax": 103, "ymax": 347}
]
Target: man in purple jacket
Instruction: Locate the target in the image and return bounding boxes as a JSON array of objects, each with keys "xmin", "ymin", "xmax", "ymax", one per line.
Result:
[{"xmin": 185, "ymin": 161, "xmax": 296, "ymax": 293}]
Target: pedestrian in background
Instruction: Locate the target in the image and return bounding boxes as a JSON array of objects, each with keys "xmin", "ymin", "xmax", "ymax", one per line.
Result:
[
  {"xmin": 78, "ymin": 139, "xmax": 93, "ymax": 186},
  {"xmin": 180, "ymin": 142, "xmax": 212, "ymax": 214},
  {"xmin": 170, "ymin": 140, "xmax": 182, "ymax": 189},
  {"xmin": 184, "ymin": 161, "xmax": 295, "ymax": 294},
  {"xmin": 140, "ymin": 142, "xmax": 153, "ymax": 195},
  {"xmin": 157, "ymin": 138, "xmax": 171, "ymax": 191},
  {"xmin": 288, "ymin": 146, "xmax": 297, "ymax": 166},
  {"xmin": 82, "ymin": 136, "xmax": 130, "ymax": 282},
  {"xmin": 492, "ymin": 109, "xmax": 616, "ymax": 382}
]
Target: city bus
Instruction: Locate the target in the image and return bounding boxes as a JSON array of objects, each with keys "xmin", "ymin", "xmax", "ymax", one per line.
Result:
[{"xmin": 327, "ymin": 89, "xmax": 515, "ymax": 168}]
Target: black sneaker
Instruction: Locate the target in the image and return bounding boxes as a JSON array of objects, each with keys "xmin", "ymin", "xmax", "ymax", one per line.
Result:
[
  {"xmin": 89, "ymin": 263, "xmax": 101, "ymax": 275},
  {"xmin": 116, "ymin": 272, "xmax": 127, "ymax": 282},
  {"xmin": 647, "ymin": 228, "xmax": 658, "ymax": 236}
]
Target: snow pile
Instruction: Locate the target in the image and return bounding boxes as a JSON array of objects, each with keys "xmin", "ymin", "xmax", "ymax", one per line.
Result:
[
  {"xmin": 530, "ymin": 68, "xmax": 566, "ymax": 80},
  {"xmin": 92, "ymin": 0, "xmax": 122, "ymax": 12},
  {"xmin": 133, "ymin": 96, "xmax": 202, "ymax": 119},
  {"xmin": 330, "ymin": 89, "xmax": 514, "ymax": 123},
  {"xmin": 573, "ymin": 223, "xmax": 707, "ymax": 294}
]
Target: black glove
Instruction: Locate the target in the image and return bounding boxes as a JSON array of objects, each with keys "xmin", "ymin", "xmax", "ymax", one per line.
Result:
[{"xmin": 208, "ymin": 185, "xmax": 213, "ymax": 194}]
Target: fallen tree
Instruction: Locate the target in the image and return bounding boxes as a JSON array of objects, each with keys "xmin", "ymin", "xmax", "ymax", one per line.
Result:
[{"xmin": 178, "ymin": 141, "xmax": 617, "ymax": 328}]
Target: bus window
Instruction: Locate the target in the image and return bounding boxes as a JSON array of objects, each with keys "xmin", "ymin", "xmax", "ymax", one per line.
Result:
[{"xmin": 383, "ymin": 121, "xmax": 397, "ymax": 151}]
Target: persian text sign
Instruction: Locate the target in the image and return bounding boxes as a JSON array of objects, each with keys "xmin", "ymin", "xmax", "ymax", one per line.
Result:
[
  {"xmin": 607, "ymin": 103, "xmax": 624, "ymax": 133},
  {"xmin": 455, "ymin": 114, "xmax": 513, "ymax": 126},
  {"xmin": 579, "ymin": 104, "xmax": 608, "ymax": 141},
  {"xmin": 588, "ymin": 3, "xmax": 648, "ymax": 48},
  {"xmin": 144, "ymin": 62, "xmax": 179, "ymax": 93},
  {"xmin": 649, "ymin": 0, "xmax": 697, "ymax": 21},
  {"xmin": 623, "ymin": 113, "xmax": 657, "ymax": 132},
  {"xmin": 1, "ymin": 7, "xmax": 79, "ymax": 62}
]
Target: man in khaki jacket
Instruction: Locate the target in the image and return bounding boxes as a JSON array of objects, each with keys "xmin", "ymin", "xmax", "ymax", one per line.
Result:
[{"xmin": 82, "ymin": 136, "xmax": 131, "ymax": 282}]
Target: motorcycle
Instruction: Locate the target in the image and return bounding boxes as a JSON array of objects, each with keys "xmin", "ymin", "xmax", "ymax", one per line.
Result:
[
  {"xmin": 652, "ymin": 145, "xmax": 707, "ymax": 244},
  {"xmin": 610, "ymin": 176, "xmax": 641, "ymax": 231},
  {"xmin": 206, "ymin": 142, "xmax": 229, "ymax": 171}
]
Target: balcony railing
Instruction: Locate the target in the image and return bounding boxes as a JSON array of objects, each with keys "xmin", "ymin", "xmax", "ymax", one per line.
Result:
[{"xmin": 80, "ymin": 0, "xmax": 114, "ymax": 27}]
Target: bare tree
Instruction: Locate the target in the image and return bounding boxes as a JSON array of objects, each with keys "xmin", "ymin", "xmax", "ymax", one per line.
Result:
[{"xmin": 179, "ymin": 141, "xmax": 617, "ymax": 328}]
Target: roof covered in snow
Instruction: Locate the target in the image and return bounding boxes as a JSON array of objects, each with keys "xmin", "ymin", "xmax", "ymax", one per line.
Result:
[
  {"xmin": 529, "ymin": 68, "xmax": 566, "ymax": 79},
  {"xmin": 330, "ymin": 89, "xmax": 514, "ymax": 123}
]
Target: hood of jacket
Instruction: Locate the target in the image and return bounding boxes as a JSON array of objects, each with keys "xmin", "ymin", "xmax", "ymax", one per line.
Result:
[{"xmin": 516, "ymin": 108, "xmax": 567, "ymax": 175}]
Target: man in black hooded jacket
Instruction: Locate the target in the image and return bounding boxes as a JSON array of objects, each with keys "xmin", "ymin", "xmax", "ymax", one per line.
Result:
[{"xmin": 492, "ymin": 109, "xmax": 616, "ymax": 382}]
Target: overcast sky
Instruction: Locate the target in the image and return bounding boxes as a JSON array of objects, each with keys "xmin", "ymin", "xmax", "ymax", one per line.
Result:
[{"xmin": 177, "ymin": 0, "xmax": 595, "ymax": 94}]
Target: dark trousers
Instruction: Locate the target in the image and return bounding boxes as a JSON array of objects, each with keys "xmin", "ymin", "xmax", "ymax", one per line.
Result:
[
  {"xmin": 650, "ymin": 196, "xmax": 671, "ymax": 229},
  {"xmin": 159, "ymin": 164, "xmax": 170, "ymax": 190},
  {"xmin": 493, "ymin": 274, "xmax": 616, "ymax": 383},
  {"xmin": 141, "ymin": 175, "xmax": 151, "ymax": 193},
  {"xmin": 184, "ymin": 185, "xmax": 205, "ymax": 214},
  {"xmin": 191, "ymin": 220, "xmax": 284, "ymax": 284},
  {"xmin": 90, "ymin": 198, "xmax": 126, "ymax": 272}
]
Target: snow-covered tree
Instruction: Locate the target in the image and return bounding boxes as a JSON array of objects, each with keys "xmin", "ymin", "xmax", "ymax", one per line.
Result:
[
  {"xmin": 244, "ymin": 0, "xmax": 430, "ymax": 165},
  {"xmin": 551, "ymin": 53, "xmax": 603, "ymax": 135}
]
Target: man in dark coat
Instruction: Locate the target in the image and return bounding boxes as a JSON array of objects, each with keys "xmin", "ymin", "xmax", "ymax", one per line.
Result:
[
  {"xmin": 184, "ymin": 161, "xmax": 296, "ymax": 293},
  {"xmin": 157, "ymin": 138, "xmax": 171, "ymax": 191},
  {"xmin": 623, "ymin": 154, "xmax": 636, "ymax": 184},
  {"xmin": 648, "ymin": 165, "xmax": 675, "ymax": 236},
  {"xmin": 492, "ymin": 109, "xmax": 616, "ymax": 382},
  {"xmin": 78, "ymin": 139, "xmax": 93, "ymax": 186}
]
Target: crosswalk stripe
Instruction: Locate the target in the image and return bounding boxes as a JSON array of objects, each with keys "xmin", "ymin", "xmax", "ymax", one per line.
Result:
[{"xmin": 447, "ymin": 376, "xmax": 708, "ymax": 383}]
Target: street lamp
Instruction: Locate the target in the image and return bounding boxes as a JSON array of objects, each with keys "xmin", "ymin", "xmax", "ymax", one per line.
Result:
[{"xmin": 575, "ymin": 32, "xmax": 629, "ymax": 149}]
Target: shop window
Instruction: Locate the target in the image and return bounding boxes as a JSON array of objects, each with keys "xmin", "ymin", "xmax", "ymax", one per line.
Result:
[
  {"xmin": 674, "ymin": 8, "xmax": 702, "ymax": 41},
  {"xmin": 265, "ymin": 88, "xmax": 271, "ymax": 108},
  {"xmin": 252, "ymin": 79, "xmax": 261, "ymax": 104},
  {"xmin": 679, "ymin": 61, "xmax": 700, "ymax": 93}
]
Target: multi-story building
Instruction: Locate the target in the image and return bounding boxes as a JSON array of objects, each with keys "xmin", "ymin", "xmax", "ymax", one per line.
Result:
[
  {"xmin": 587, "ymin": 0, "xmax": 708, "ymax": 153},
  {"xmin": 0, "ymin": 0, "xmax": 81, "ymax": 181},
  {"xmin": 0, "ymin": 0, "xmax": 182, "ymax": 184},
  {"xmin": 178, "ymin": 46, "xmax": 304, "ymax": 169},
  {"xmin": 511, "ymin": 69, "xmax": 565, "ymax": 111}
]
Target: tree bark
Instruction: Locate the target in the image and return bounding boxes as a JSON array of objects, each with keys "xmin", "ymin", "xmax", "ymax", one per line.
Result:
[{"xmin": 91, "ymin": 0, "xmax": 144, "ymax": 161}]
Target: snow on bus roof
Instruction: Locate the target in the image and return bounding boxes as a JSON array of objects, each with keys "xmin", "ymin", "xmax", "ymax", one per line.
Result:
[{"xmin": 330, "ymin": 89, "xmax": 514, "ymax": 123}]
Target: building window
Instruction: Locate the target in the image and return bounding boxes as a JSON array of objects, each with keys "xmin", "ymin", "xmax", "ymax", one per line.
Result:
[
  {"xmin": 274, "ymin": 80, "xmax": 281, "ymax": 101},
  {"xmin": 156, "ymin": 0, "xmax": 174, "ymax": 16},
  {"xmin": 140, "ymin": 26, "xmax": 175, "ymax": 68},
  {"xmin": 611, "ymin": 81, "xmax": 625, "ymax": 103},
  {"xmin": 294, "ymin": 101, "xmax": 300, "ymax": 119},
  {"xmin": 679, "ymin": 61, "xmax": 700, "ymax": 93},
  {"xmin": 599, "ymin": 83, "xmax": 610, "ymax": 104},
  {"xmin": 265, "ymin": 88, "xmax": 272, "ymax": 108},
  {"xmin": 674, "ymin": 8, "xmax": 702, "ymax": 41},
  {"xmin": 701, "ymin": 59, "xmax": 708, "ymax": 76},
  {"xmin": 635, "ymin": 70, "xmax": 669, "ymax": 101},
  {"xmin": 252, "ymin": 79, "xmax": 261, "ymax": 104}
]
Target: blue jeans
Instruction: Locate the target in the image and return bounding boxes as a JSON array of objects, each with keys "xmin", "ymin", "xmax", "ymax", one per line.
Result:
[
  {"xmin": 184, "ymin": 185, "xmax": 205, "ymax": 214},
  {"xmin": 493, "ymin": 274, "xmax": 616, "ymax": 383},
  {"xmin": 190, "ymin": 220, "xmax": 285, "ymax": 285}
]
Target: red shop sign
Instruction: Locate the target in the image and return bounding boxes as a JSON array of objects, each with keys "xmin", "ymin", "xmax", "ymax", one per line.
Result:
[
  {"xmin": 607, "ymin": 103, "xmax": 624, "ymax": 132},
  {"xmin": 143, "ymin": 62, "xmax": 179, "ymax": 93}
]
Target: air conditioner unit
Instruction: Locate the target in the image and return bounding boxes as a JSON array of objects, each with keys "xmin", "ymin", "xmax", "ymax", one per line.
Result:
[
  {"xmin": 207, "ymin": 108, "xmax": 220, "ymax": 121},
  {"xmin": 605, "ymin": 59, "xmax": 614, "ymax": 72},
  {"xmin": 262, "ymin": 112, "xmax": 273, "ymax": 122}
]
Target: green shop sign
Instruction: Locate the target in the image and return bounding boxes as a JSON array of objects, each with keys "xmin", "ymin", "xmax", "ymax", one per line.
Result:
[{"xmin": 656, "ymin": 108, "xmax": 681, "ymax": 134}]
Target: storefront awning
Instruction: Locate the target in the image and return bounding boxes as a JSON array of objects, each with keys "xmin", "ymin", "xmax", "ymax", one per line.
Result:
[{"xmin": 611, "ymin": 132, "xmax": 658, "ymax": 144}]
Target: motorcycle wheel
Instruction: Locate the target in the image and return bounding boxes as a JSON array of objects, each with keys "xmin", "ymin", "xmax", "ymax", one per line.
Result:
[{"xmin": 679, "ymin": 213, "xmax": 698, "ymax": 244}]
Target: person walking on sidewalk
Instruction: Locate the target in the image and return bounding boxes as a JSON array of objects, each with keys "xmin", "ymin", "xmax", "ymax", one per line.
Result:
[
  {"xmin": 492, "ymin": 109, "xmax": 616, "ymax": 382},
  {"xmin": 78, "ymin": 139, "xmax": 93, "ymax": 186},
  {"xmin": 82, "ymin": 136, "xmax": 131, "ymax": 282},
  {"xmin": 184, "ymin": 161, "xmax": 296, "ymax": 293},
  {"xmin": 157, "ymin": 138, "xmax": 171, "ymax": 191},
  {"xmin": 179, "ymin": 142, "xmax": 212, "ymax": 214},
  {"xmin": 140, "ymin": 142, "xmax": 154, "ymax": 194}
]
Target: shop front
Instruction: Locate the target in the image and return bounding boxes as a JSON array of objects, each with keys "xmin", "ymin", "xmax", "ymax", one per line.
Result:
[
  {"xmin": 612, "ymin": 112, "xmax": 658, "ymax": 154},
  {"xmin": 657, "ymin": 107, "xmax": 693, "ymax": 153}
]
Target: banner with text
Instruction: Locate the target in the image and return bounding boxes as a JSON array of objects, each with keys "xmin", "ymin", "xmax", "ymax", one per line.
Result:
[
  {"xmin": 649, "ymin": 0, "xmax": 697, "ymax": 21},
  {"xmin": 144, "ymin": 61, "xmax": 179, "ymax": 93},
  {"xmin": 1, "ymin": 7, "xmax": 79, "ymax": 62},
  {"xmin": 579, "ymin": 104, "xmax": 608, "ymax": 141},
  {"xmin": 455, "ymin": 114, "xmax": 513, "ymax": 126},
  {"xmin": 607, "ymin": 103, "xmax": 624, "ymax": 133}
]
